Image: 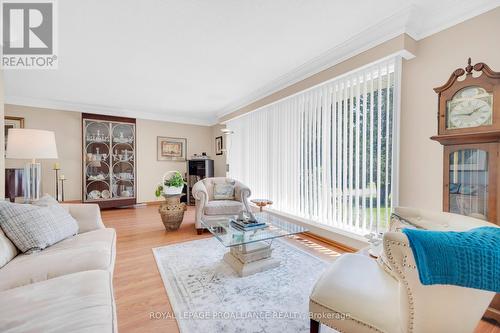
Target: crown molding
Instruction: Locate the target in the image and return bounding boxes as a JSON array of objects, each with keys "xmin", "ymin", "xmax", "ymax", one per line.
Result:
[
  {"xmin": 4, "ymin": 95, "xmax": 218, "ymax": 126},
  {"xmin": 216, "ymin": 5, "xmax": 418, "ymax": 120},
  {"xmin": 216, "ymin": 1, "xmax": 500, "ymax": 122},
  {"xmin": 412, "ymin": 0, "xmax": 500, "ymax": 40}
]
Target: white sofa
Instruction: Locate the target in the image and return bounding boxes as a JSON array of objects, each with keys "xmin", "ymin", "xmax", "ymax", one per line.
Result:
[
  {"xmin": 310, "ymin": 207, "xmax": 497, "ymax": 333},
  {"xmin": 192, "ymin": 177, "xmax": 251, "ymax": 234},
  {"xmin": 0, "ymin": 203, "xmax": 117, "ymax": 333}
]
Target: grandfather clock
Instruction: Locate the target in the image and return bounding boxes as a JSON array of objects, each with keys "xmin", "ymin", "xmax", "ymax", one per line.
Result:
[{"xmin": 431, "ymin": 58, "xmax": 500, "ymax": 225}]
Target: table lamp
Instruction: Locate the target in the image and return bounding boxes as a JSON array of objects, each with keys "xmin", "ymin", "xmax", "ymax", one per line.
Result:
[{"xmin": 6, "ymin": 129, "xmax": 58, "ymax": 202}]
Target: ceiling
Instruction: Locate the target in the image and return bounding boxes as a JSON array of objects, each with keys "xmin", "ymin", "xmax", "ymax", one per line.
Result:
[{"xmin": 4, "ymin": 0, "xmax": 500, "ymax": 125}]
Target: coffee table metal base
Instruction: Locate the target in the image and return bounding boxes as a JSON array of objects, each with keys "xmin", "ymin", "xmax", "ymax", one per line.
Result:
[{"xmin": 223, "ymin": 241, "xmax": 280, "ymax": 277}]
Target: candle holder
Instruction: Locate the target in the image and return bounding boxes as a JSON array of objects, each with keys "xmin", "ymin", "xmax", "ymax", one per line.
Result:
[
  {"xmin": 53, "ymin": 165, "xmax": 61, "ymax": 201},
  {"xmin": 59, "ymin": 176, "xmax": 67, "ymax": 202}
]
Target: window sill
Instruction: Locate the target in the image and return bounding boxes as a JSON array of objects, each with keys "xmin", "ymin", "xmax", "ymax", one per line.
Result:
[{"xmin": 256, "ymin": 206, "xmax": 370, "ymax": 251}]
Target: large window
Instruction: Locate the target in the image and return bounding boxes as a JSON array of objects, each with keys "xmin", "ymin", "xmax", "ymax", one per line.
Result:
[{"xmin": 227, "ymin": 58, "xmax": 400, "ymax": 235}]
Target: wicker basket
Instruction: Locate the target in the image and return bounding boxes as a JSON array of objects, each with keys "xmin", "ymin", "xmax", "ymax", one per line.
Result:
[{"xmin": 158, "ymin": 195, "xmax": 186, "ymax": 231}]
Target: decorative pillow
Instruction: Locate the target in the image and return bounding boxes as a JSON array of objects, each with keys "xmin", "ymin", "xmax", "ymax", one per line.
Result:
[
  {"xmin": 32, "ymin": 194, "xmax": 60, "ymax": 207},
  {"xmin": 213, "ymin": 183, "xmax": 235, "ymax": 200},
  {"xmin": 0, "ymin": 200, "xmax": 78, "ymax": 253},
  {"xmin": 0, "ymin": 227, "xmax": 18, "ymax": 268}
]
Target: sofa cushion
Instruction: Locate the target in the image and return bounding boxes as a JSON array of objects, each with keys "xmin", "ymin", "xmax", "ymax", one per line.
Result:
[
  {"xmin": 310, "ymin": 254, "xmax": 400, "ymax": 333},
  {"xmin": 204, "ymin": 200, "xmax": 244, "ymax": 215},
  {"xmin": 0, "ymin": 228, "xmax": 18, "ymax": 268},
  {"xmin": 0, "ymin": 228, "xmax": 116, "ymax": 291},
  {"xmin": 62, "ymin": 203, "xmax": 105, "ymax": 233},
  {"xmin": 0, "ymin": 270, "xmax": 115, "ymax": 333},
  {"xmin": 0, "ymin": 201, "xmax": 78, "ymax": 253}
]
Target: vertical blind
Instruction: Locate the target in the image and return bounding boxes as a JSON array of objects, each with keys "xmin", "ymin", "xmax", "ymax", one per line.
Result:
[{"xmin": 227, "ymin": 57, "xmax": 400, "ymax": 235}]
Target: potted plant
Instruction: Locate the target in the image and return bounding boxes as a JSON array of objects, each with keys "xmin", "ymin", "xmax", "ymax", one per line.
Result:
[{"xmin": 155, "ymin": 171, "xmax": 185, "ymax": 197}]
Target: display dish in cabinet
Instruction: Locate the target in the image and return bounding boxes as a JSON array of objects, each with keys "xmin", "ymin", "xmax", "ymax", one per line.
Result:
[
  {"xmin": 112, "ymin": 123, "xmax": 134, "ymax": 145},
  {"xmin": 85, "ymin": 180, "xmax": 110, "ymax": 201},
  {"xmin": 86, "ymin": 161, "xmax": 110, "ymax": 181},
  {"xmin": 112, "ymin": 148, "xmax": 134, "ymax": 162},
  {"xmin": 85, "ymin": 121, "xmax": 110, "ymax": 143},
  {"xmin": 112, "ymin": 162, "xmax": 134, "ymax": 181}
]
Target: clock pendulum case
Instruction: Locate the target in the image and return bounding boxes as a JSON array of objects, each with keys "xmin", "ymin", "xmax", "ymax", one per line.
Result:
[{"xmin": 431, "ymin": 58, "xmax": 500, "ymax": 225}]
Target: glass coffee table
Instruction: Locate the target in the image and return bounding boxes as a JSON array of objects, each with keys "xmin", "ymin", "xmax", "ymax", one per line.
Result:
[{"xmin": 201, "ymin": 212, "xmax": 308, "ymax": 277}]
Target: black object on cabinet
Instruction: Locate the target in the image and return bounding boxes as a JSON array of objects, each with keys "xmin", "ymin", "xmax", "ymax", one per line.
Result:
[
  {"xmin": 5, "ymin": 168, "xmax": 24, "ymax": 202},
  {"xmin": 187, "ymin": 159, "xmax": 214, "ymax": 205}
]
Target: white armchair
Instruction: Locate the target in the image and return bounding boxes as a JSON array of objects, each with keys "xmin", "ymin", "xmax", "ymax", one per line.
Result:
[
  {"xmin": 192, "ymin": 177, "xmax": 251, "ymax": 234},
  {"xmin": 309, "ymin": 207, "xmax": 497, "ymax": 333}
]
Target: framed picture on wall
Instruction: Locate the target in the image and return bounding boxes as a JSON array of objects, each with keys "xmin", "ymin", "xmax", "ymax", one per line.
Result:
[
  {"xmin": 157, "ymin": 136, "xmax": 187, "ymax": 161},
  {"xmin": 4, "ymin": 116, "xmax": 25, "ymax": 153},
  {"xmin": 215, "ymin": 136, "xmax": 223, "ymax": 155}
]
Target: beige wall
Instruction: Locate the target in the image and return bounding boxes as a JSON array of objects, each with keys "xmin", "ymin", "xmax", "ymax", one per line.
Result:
[
  {"xmin": 4, "ymin": 105, "xmax": 218, "ymax": 203},
  {"xmin": 211, "ymin": 123, "xmax": 227, "ymax": 177},
  {"xmin": 5, "ymin": 105, "xmax": 82, "ymax": 200},
  {"xmin": 399, "ymin": 7, "xmax": 500, "ymax": 211},
  {"xmin": 136, "ymin": 119, "xmax": 213, "ymax": 202}
]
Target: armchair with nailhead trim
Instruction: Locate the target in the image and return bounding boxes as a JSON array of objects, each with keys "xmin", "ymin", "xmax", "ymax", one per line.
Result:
[{"xmin": 309, "ymin": 207, "xmax": 497, "ymax": 333}]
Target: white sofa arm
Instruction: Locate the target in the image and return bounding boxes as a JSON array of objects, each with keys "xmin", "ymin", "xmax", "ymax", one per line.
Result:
[
  {"xmin": 62, "ymin": 203, "xmax": 105, "ymax": 233},
  {"xmin": 233, "ymin": 180, "xmax": 251, "ymax": 209},
  {"xmin": 192, "ymin": 181, "xmax": 209, "ymax": 205},
  {"xmin": 192, "ymin": 181, "xmax": 208, "ymax": 229}
]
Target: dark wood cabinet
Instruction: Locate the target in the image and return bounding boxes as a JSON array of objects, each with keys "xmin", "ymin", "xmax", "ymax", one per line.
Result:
[{"xmin": 186, "ymin": 159, "xmax": 214, "ymax": 205}]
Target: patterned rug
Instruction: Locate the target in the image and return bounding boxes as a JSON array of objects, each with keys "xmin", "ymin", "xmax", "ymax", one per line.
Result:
[{"xmin": 153, "ymin": 237, "xmax": 338, "ymax": 333}]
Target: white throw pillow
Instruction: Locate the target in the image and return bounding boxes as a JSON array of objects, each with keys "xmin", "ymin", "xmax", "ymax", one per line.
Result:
[
  {"xmin": 213, "ymin": 183, "xmax": 235, "ymax": 200},
  {"xmin": 0, "ymin": 200, "xmax": 79, "ymax": 254},
  {"xmin": 32, "ymin": 194, "xmax": 60, "ymax": 207}
]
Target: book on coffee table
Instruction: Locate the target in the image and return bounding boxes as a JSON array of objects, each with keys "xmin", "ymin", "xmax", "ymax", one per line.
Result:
[{"xmin": 230, "ymin": 219, "xmax": 267, "ymax": 231}]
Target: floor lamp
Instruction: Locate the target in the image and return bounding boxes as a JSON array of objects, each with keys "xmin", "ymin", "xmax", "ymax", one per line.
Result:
[{"xmin": 6, "ymin": 129, "xmax": 59, "ymax": 203}]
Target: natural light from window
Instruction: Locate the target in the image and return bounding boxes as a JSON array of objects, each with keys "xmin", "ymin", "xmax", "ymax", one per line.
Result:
[{"xmin": 227, "ymin": 57, "xmax": 401, "ymax": 235}]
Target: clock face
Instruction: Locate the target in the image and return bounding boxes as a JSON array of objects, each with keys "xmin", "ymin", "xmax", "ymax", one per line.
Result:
[{"xmin": 446, "ymin": 86, "xmax": 493, "ymax": 129}]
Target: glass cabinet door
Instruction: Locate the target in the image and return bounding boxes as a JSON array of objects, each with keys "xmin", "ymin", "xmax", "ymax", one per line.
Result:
[
  {"xmin": 447, "ymin": 147, "xmax": 491, "ymax": 220},
  {"xmin": 83, "ymin": 117, "xmax": 136, "ymax": 205},
  {"xmin": 111, "ymin": 123, "xmax": 135, "ymax": 199},
  {"xmin": 84, "ymin": 120, "xmax": 112, "ymax": 201}
]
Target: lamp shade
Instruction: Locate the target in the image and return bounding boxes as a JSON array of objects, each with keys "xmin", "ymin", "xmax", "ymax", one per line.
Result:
[{"xmin": 6, "ymin": 129, "xmax": 58, "ymax": 159}]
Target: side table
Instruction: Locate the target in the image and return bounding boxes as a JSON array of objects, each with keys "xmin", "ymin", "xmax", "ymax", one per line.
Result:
[
  {"xmin": 250, "ymin": 199, "xmax": 273, "ymax": 212},
  {"xmin": 159, "ymin": 194, "xmax": 186, "ymax": 231}
]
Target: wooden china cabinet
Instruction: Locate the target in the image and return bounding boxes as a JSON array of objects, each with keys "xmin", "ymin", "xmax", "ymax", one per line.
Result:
[
  {"xmin": 82, "ymin": 113, "xmax": 137, "ymax": 208},
  {"xmin": 431, "ymin": 59, "xmax": 500, "ymax": 322}
]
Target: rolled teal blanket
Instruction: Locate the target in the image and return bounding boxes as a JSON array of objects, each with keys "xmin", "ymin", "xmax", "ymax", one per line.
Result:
[{"xmin": 402, "ymin": 226, "xmax": 500, "ymax": 292}]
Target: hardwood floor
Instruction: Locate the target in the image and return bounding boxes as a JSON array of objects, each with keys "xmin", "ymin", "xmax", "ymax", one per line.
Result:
[{"xmin": 102, "ymin": 205, "xmax": 499, "ymax": 333}]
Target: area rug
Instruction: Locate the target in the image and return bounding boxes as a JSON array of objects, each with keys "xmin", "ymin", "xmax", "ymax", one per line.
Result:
[{"xmin": 153, "ymin": 238, "xmax": 338, "ymax": 333}]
